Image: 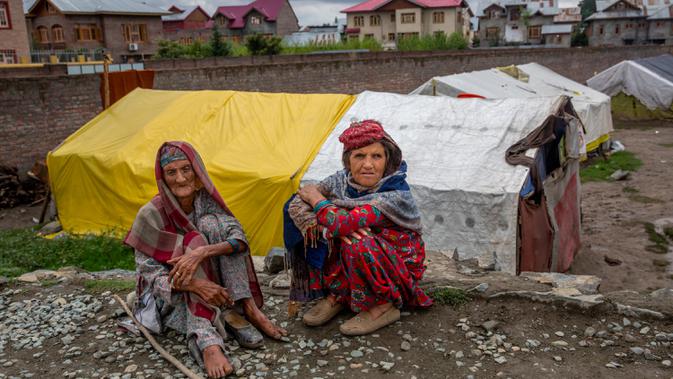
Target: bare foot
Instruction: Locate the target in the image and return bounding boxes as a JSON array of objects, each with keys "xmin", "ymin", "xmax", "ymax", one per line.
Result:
[
  {"xmin": 242, "ymin": 298, "xmax": 288, "ymax": 340},
  {"xmin": 203, "ymin": 345, "xmax": 233, "ymax": 378},
  {"xmin": 368, "ymin": 302, "xmax": 394, "ymax": 320}
]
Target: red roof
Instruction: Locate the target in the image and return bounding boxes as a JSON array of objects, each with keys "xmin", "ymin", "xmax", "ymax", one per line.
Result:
[
  {"xmin": 214, "ymin": 0, "xmax": 285, "ymax": 29},
  {"xmin": 342, "ymin": 0, "xmax": 463, "ymax": 13}
]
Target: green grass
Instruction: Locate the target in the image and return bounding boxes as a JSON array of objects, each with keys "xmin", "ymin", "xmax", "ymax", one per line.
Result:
[
  {"xmin": 622, "ymin": 186, "xmax": 639, "ymax": 194},
  {"xmin": 580, "ymin": 151, "xmax": 643, "ymax": 183},
  {"xmin": 84, "ymin": 279, "xmax": 135, "ymax": 293},
  {"xmin": 429, "ymin": 287, "xmax": 472, "ymax": 307},
  {"xmin": 659, "ymin": 142, "xmax": 673, "ymax": 148},
  {"xmin": 0, "ymin": 228, "xmax": 134, "ymax": 277},
  {"xmin": 644, "ymin": 222, "xmax": 670, "ymax": 255}
]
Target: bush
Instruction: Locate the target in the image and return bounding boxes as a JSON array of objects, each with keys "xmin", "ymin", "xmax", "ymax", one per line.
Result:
[
  {"xmin": 281, "ymin": 38, "xmax": 383, "ymax": 54},
  {"xmin": 447, "ymin": 32, "xmax": 469, "ymax": 50},
  {"xmin": 397, "ymin": 32, "xmax": 468, "ymax": 51},
  {"xmin": 246, "ymin": 34, "xmax": 283, "ymax": 56},
  {"xmin": 156, "ymin": 40, "xmax": 187, "ymax": 58}
]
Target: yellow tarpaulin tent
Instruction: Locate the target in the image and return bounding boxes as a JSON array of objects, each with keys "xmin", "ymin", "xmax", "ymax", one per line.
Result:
[{"xmin": 47, "ymin": 88, "xmax": 355, "ymax": 256}]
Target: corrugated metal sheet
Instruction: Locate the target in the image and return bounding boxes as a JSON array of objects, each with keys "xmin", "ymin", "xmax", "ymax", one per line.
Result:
[
  {"xmin": 541, "ymin": 24, "xmax": 573, "ymax": 34},
  {"xmin": 26, "ymin": 0, "xmax": 169, "ymax": 15}
]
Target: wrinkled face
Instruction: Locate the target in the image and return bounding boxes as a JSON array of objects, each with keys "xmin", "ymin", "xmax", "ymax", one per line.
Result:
[
  {"xmin": 348, "ymin": 142, "xmax": 387, "ymax": 188},
  {"xmin": 162, "ymin": 160, "xmax": 198, "ymax": 201}
]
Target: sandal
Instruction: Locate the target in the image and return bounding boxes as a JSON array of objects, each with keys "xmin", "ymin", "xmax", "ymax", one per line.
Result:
[
  {"xmin": 339, "ymin": 307, "xmax": 400, "ymax": 336},
  {"xmin": 215, "ymin": 309, "xmax": 264, "ymax": 349},
  {"xmin": 303, "ymin": 298, "xmax": 343, "ymax": 326}
]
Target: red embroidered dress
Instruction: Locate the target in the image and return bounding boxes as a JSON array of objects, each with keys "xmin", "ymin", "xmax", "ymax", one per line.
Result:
[{"xmin": 308, "ymin": 203, "xmax": 432, "ymax": 313}]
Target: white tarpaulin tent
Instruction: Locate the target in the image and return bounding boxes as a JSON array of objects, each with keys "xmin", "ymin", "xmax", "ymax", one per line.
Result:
[
  {"xmin": 303, "ymin": 91, "xmax": 583, "ymax": 274},
  {"xmin": 587, "ymin": 54, "xmax": 673, "ymax": 114},
  {"xmin": 411, "ymin": 63, "xmax": 613, "ymax": 153}
]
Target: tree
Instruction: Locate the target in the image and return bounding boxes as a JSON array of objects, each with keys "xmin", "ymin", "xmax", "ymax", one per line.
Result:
[
  {"xmin": 245, "ymin": 34, "xmax": 282, "ymax": 56},
  {"xmin": 579, "ymin": 0, "xmax": 597, "ymax": 21},
  {"xmin": 209, "ymin": 26, "xmax": 231, "ymax": 57}
]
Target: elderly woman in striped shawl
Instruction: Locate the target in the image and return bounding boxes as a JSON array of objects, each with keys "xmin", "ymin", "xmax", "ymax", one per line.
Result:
[
  {"xmin": 284, "ymin": 120, "xmax": 432, "ymax": 336},
  {"xmin": 125, "ymin": 141, "xmax": 286, "ymax": 378}
]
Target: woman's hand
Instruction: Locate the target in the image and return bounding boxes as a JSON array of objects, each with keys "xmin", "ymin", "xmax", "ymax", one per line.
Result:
[
  {"xmin": 339, "ymin": 227, "xmax": 372, "ymax": 245},
  {"xmin": 168, "ymin": 246, "xmax": 210, "ymax": 289},
  {"xmin": 178, "ymin": 278, "xmax": 234, "ymax": 307},
  {"xmin": 297, "ymin": 184, "xmax": 326, "ymax": 208}
]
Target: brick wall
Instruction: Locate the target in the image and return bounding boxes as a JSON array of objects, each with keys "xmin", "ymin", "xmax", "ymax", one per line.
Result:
[
  {"xmin": 0, "ymin": 75, "xmax": 101, "ymax": 171},
  {"xmin": 1, "ymin": 45, "xmax": 672, "ymax": 172}
]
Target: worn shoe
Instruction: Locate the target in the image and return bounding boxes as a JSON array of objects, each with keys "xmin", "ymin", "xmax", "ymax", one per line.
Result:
[
  {"xmin": 339, "ymin": 307, "xmax": 400, "ymax": 336},
  {"xmin": 214, "ymin": 309, "xmax": 264, "ymax": 349},
  {"xmin": 302, "ymin": 298, "xmax": 343, "ymax": 326}
]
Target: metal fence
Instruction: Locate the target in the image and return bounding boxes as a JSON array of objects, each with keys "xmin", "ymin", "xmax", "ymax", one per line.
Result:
[{"xmin": 30, "ymin": 48, "xmax": 105, "ymax": 63}]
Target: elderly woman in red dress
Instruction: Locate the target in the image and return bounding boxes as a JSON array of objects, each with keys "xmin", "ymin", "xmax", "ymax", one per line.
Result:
[
  {"xmin": 284, "ymin": 120, "xmax": 432, "ymax": 335},
  {"xmin": 126, "ymin": 142, "xmax": 286, "ymax": 378}
]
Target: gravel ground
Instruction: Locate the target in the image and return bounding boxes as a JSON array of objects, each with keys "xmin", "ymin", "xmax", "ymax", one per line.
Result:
[{"xmin": 1, "ymin": 281, "xmax": 673, "ymax": 379}]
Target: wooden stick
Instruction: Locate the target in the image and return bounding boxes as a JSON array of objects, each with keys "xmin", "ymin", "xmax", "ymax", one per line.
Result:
[
  {"xmin": 38, "ymin": 187, "xmax": 51, "ymax": 224},
  {"xmin": 103, "ymin": 54, "xmax": 111, "ymax": 109},
  {"xmin": 112, "ymin": 294, "xmax": 204, "ymax": 379}
]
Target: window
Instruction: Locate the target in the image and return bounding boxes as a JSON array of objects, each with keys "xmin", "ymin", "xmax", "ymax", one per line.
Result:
[
  {"xmin": 511, "ymin": 25, "xmax": 519, "ymax": 30},
  {"xmin": 390, "ymin": 13, "xmax": 395, "ymax": 22},
  {"xmin": 457, "ymin": 10, "xmax": 463, "ymax": 24},
  {"xmin": 599, "ymin": 25, "xmax": 604, "ymax": 34},
  {"xmin": 37, "ymin": 26, "xmax": 49, "ymax": 43},
  {"xmin": 52, "ymin": 25, "xmax": 64, "ymax": 42},
  {"xmin": 353, "ymin": 16, "xmax": 364, "ymax": 27},
  {"xmin": 548, "ymin": 0, "xmax": 553, "ymax": 6},
  {"xmin": 364, "ymin": 33, "xmax": 374, "ymax": 39},
  {"xmin": 217, "ymin": 16, "xmax": 226, "ymax": 26},
  {"xmin": 75, "ymin": 24, "xmax": 101, "ymax": 41},
  {"xmin": 122, "ymin": 24, "xmax": 148, "ymax": 43},
  {"xmin": 510, "ymin": 7, "xmax": 520, "ymax": 21},
  {"xmin": 656, "ymin": 21, "xmax": 663, "ymax": 28},
  {"xmin": 0, "ymin": 1, "xmax": 11, "ymax": 29},
  {"xmin": 45, "ymin": 2, "xmax": 57, "ymax": 14},
  {"xmin": 486, "ymin": 26, "xmax": 499, "ymax": 39},
  {"xmin": 433, "ymin": 11, "xmax": 444, "ymax": 24},
  {"xmin": 401, "ymin": 13, "xmax": 415, "ymax": 24},
  {"xmin": 370, "ymin": 15, "xmax": 380, "ymax": 26},
  {"xmin": 615, "ymin": 24, "xmax": 620, "ymax": 34},
  {"xmin": 489, "ymin": 9, "xmax": 500, "ymax": 19},
  {"xmin": 616, "ymin": 2, "xmax": 624, "ymax": 10},
  {"xmin": 250, "ymin": 15, "xmax": 261, "ymax": 25},
  {"xmin": 528, "ymin": 25, "xmax": 541, "ymax": 39},
  {"xmin": 388, "ymin": 32, "xmax": 396, "ymax": 41},
  {"xmin": 0, "ymin": 49, "xmax": 16, "ymax": 63}
]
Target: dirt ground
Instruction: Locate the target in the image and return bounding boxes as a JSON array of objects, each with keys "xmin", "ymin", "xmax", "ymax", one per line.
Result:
[
  {"xmin": 568, "ymin": 121, "xmax": 673, "ymax": 293},
  {"xmin": 1, "ymin": 282, "xmax": 672, "ymax": 379}
]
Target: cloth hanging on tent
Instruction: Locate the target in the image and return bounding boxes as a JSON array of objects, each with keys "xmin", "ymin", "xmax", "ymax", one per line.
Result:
[{"xmin": 100, "ymin": 70, "xmax": 155, "ymax": 107}]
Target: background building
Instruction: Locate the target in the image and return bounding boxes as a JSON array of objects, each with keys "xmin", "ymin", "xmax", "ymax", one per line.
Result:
[
  {"xmin": 342, "ymin": 0, "xmax": 472, "ymax": 45},
  {"xmin": 211, "ymin": 0, "xmax": 299, "ymax": 43},
  {"xmin": 585, "ymin": 0, "xmax": 673, "ymax": 46},
  {"xmin": 162, "ymin": 5, "xmax": 212, "ymax": 45},
  {"xmin": 24, "ymin": 0, "xmax": 168, "ymax": 62},
  {"xmin": 0, "ymin": 0, "xmax": 30, "ymax": 63}
]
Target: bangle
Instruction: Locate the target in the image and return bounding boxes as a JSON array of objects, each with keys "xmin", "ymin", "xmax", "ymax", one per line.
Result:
[{"xmin": 313, "ymin": 199, "xmax": 331, "ymax": 213}]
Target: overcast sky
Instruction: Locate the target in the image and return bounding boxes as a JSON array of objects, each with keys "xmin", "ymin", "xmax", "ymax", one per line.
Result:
[{"xmin": 145, "ymin": 0, "xmax": 580, "ymax": 27}]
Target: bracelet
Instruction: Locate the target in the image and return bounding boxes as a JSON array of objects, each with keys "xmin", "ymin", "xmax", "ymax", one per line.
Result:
[
  {"xmin": 227, "ymin": 239, "xmax": 241, "ymax": 254},
  {"xmin": 313, "ymin": 199, "xmax": 331, "ymax": 213}
]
